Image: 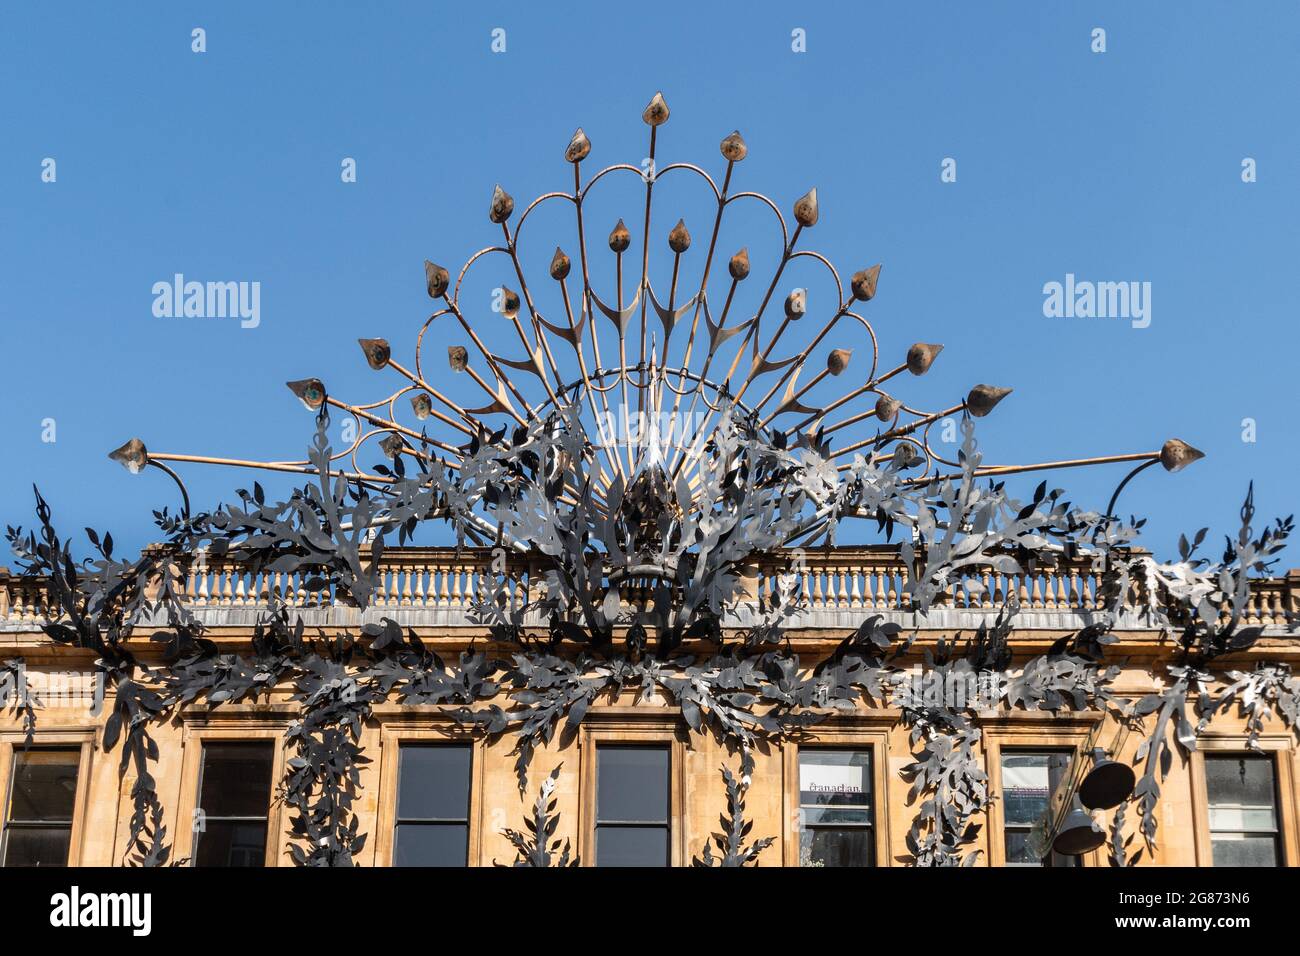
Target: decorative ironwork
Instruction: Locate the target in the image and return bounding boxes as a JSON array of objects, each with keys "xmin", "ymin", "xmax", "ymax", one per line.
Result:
[{"xmin": 107, "ymin": 91, "xmax": 1202, "ymax": 551}]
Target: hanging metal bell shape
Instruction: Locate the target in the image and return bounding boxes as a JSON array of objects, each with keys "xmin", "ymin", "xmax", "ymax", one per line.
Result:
[
  {"xmin": 1078, "ymin": 751, "xmax": 1136, "ymax": 810},
  {"xmin": 1052, "ymin": 798, "xmax": 1105, "ymax": 856}
]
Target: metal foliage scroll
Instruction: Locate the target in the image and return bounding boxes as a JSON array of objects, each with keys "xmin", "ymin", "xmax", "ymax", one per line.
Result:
[
  {"xmin": 692, "ymin": 764, "xmax": 776, "ymax": 867},
  {"xmin": 495, "ymin": 765, "xmax": 579, "ymax": 867}
]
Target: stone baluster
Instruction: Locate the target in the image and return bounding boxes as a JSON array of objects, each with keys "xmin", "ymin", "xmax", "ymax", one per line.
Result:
[{"xmin": 435, "ymin": 564, "xmax": 448, "ymax": 607}]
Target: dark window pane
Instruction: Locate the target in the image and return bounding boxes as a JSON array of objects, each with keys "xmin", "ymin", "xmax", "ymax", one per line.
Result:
[
  {"xmin": 1004, "ymin": 830, "xmax": 1039, "ymax": 865},
  {"xmin": 802, "ymin": 806, "xmax": 872, "ymax": 826},
  {"xmin": 193, "ymin": 820, "xmax": 268, "ymax": 867},
  {"xmin": 198, "ymin": 743, "xmax": 274, "ymax": 819},
  {"xmin": 1206, "ymin": 755, "xmax": 1277, "ymax": 828},
  {"xmin": 8, "ymin": 750, "xmax": 79, "ymax": 822},
  {"xmin": 1206, "ymin": 754, "xmax": 1279, "ymax": 867},
  {"xmin": 800, "ymin": 827, "xmax": 872, "ymax": 867},
  {"xmin": 596, "ymin": 826, "xmax": 669, "ymax": 866},
  {"xmin": 2, "ymin": 826, "xmax": 72, "ymax": 867},
  {"xmin": 396, "ymin": 745, "xmax": 471, "ymax": 821},
  {"xmin": 799, "ymin": 750, "xmax": 871, "ymax": 810},
  {"xmin": 1211, "ymin": 835, "xmax": 1279, "ymax": 867},
  {"xmin": 394, "ymin": 823, "xmax": 468, "ymax": 866},
  {"xmin": 597, "ymin": 747, "xmax": 668, "ymax": 823}
]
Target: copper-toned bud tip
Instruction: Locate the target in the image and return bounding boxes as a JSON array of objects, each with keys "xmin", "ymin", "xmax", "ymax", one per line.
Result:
[
  {"xmin": 287, "ymin": 378, "xmax": 327, "ymax": 411},
  {"xmin": 793, "ymin": 187, "xmax": 819, "ymax": 227},
  {"xmin": 851, "ymin": 264, "xmax": 882, "ymax": 302},
  {"xmin": 448, "ymin": 345, "xmax": 469, "ymax": 372},
  {"xmin": 380, "ymin": 433, "xmax": 405, "ymax": 459},
  {"xmin": 827, "ymin": 349, "xmax": 852, "ymax": 376},
  {"xmin": 489, "ymin": 184, "xmax": 514, "ymax": 224},
  {"xmin": 410, "ymin": 393, "xmax": 433, "ymax": 420},
  {"xmin": 720, "ymin": 130, "xmax": 747, "ymax": 162},
  {"xmin": 499, "ymin": 286, "xmax": 521, "ymax": 317},
  {"xmin": 424, "ymin": 260, "xmax": 450, "ymax": 298},
  {"xmin": 893, "ymin": 443, "xmax": 921, "ymax": 469},
  {"xmin": 907, "ymin": 342, "xmax": 943, "ymax": 376},
  {"xmin": 642, "ymin": 91, "xmax": 670, "ymax": 126},
  {"xmin": 549, "ymin": 247, "xmax": 571, "ymax": 280},
  {"xmin": 967, "ymin": 384, "xmax": 1013, "ymax": 417},
  {"xmin": 875, "ymin": 393, "xmax": 902, "ymax": 421},
  {"xmin": 784, "ymin": 288, "xmax": 807, "ymax": 320},
  {"xmin": 729, "ymin": 247, "xmax": 750, "ymax": 280},
  {"xmin": 357, "ymin": 337, "xmax": 391, "ymax": 370},
  {"xmin": 565, "ymin": 127, "xmax": 591, "ymax": 163},
  {"xmin": 1160, "ymin": 438, "xmax": 1205, "ymax": 473},
  {"xmin": 108, "ymin": 438, "xmax": 149, "ymax": 474},
  {"xmin": 609, "ymin": 219, "xmax": 631, "ymax": 253},
  {"xmin": 668, "ymin": 218, "xmax": 691, "ymax": 253}
]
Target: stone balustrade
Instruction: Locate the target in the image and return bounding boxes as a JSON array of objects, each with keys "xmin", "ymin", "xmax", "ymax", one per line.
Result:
[{"xmin": 0, "ymin": 547, "xmax": 1296, "ymax": 631}]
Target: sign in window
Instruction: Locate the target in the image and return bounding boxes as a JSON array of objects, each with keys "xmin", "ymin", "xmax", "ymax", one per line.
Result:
[{"xmin": 799, "ymin": 749, "xmax": 873, "ymax": 867}]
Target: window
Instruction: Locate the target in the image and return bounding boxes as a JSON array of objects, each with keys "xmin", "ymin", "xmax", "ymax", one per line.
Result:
[
  {"xmin": 1001, "ymin": 751, "xmax": 1078, "ymax": 867},
  {"xmin": 595, "ymin": 746, "xmax": 670, "ymax": 866},
  {"xmin": 193, "ymin": 742, "xmax": 274, "ymax": 867},
  {"xmin": 1205, "ymin": 754, "xmax": 1280, "ymax": 867},
  {"xmin": 1, "ymin": 748, "xmax": 80, "ymax": 867},
  {"xmin": 393, "ymin": 744, "xmax": 471, "ymax": 866},
  {"xmin": 799, "ymin": 749, "xmax": 874, "ymax": 866}
]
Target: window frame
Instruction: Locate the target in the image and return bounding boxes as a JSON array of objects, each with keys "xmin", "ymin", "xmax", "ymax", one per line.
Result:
[
  {"xmin": 0, "ymin": 732, "xmax": 94, "ymax": 867},
  {"xmin": 1191, "ymin": 735, "xmax": 1297, "ymax": 867},
  {"xmin": 578, "ymin": 710, "xmax": 686, "ymax": 867},
  {"xmin": 374, "ymin": 721, "xmax": 484, "ymax": 867},
  {"xmin": 982, "ymin": 715, "xmax": 1101, "ymax": 868},
  {"xmin": 175, "ymin": 717, "xmax": 288, "ymax": 867},
  {"xmin": 996, "ymin": 747, "xmax": 1080, "ymax": 868},
  {"xmin": 784, "ymin": 719, "xmax": 892, "ymax": 867}
]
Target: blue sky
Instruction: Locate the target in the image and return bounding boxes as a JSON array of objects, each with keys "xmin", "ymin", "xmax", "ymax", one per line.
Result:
[{"xmin": 1, "ymin": 1, "xmax": 1296, "ymax": 562}]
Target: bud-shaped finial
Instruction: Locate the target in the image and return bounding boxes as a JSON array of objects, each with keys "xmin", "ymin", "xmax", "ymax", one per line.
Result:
[
  {"xmin": 108, "ymin": 438, "xmax": 149, "ymax": 475},
  {"xmin": 609, "ymin": 219, "xmax": 630, "ymax": 253},
  {"xmin": 549, "ymin": 247, "xmax": 571, "ymax": 280},
  {"xmin": 729, "ymin": 247, "xmax": 750, "ymax": 280},
  {"xmin": 448, "ymin": 345, "xmax": 469, "ymax": 372},
  {"xmin": 784, "ymin": 288, "xmax": 807, "ymax": 320},
  {"xmin": 380, "ymin": 433, "xmax": 405, "ymax": 459},
  {"xmin": 643, "ymin": 91, "xmax": 670, "ymax": 126},
  {"xmin": 875, "ymin": 393, "xmax": 902, "ymax": 421},
  {"xmin": 358, "ymin": 338, "xmax": 391, "ymax": 370},
  {"xmin": 851, "ymin": 265, "xmax": 882, "ymax": 302},
  {"xmin": 793, "ymin": 187, "xmax": 819, "ymax": 227},
  {"xmin": 827, "ymin": 349, "xmax": 852, "ymax": 375},
  {"xmin": 668, "ymin": 219, "xmax": 691, "ymax": 253},
  {"xmin": 489, "ymin": 184, "xmax": 514, "ymax": 224},
  {"xmin": 565, "ymin": 127, "xmax": 591, "ymax": 163},
  {"xmin": 893, "ymin": 443, "xmax": 922, "ymax": 469},
  {"xmin": 1159, "ymin": 438, "xmax": 1205, "ymax": 473},
  {"xmin": 287, "ymin": 378, "xmax": 327, "ymax": 411},
  {"xmin": 907, "ymin": 343, "xmax": 943, "ymax": 376},
  {"xmin": 967, "ymin": 384, "xmax": 1013, "ymax": 417},
  {"xmin": 499, "ymin": 286, "xmax": 521, "ymax": 318},
  {"xmin": 410, "ymin": 393, "xmax": 433, "ymax": 420},
  {"xmin": 424, "ymin": 260, "xmax": 450, "ymax": 298},
  {"xmin": 720, "ymin": 130, "xmax": 747, "ymax": 162}
]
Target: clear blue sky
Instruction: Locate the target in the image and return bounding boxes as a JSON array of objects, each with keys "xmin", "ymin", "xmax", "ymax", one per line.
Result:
[{"xmin": 1, "ymin": 1, "xmax": 1296, "ymax": 563}]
